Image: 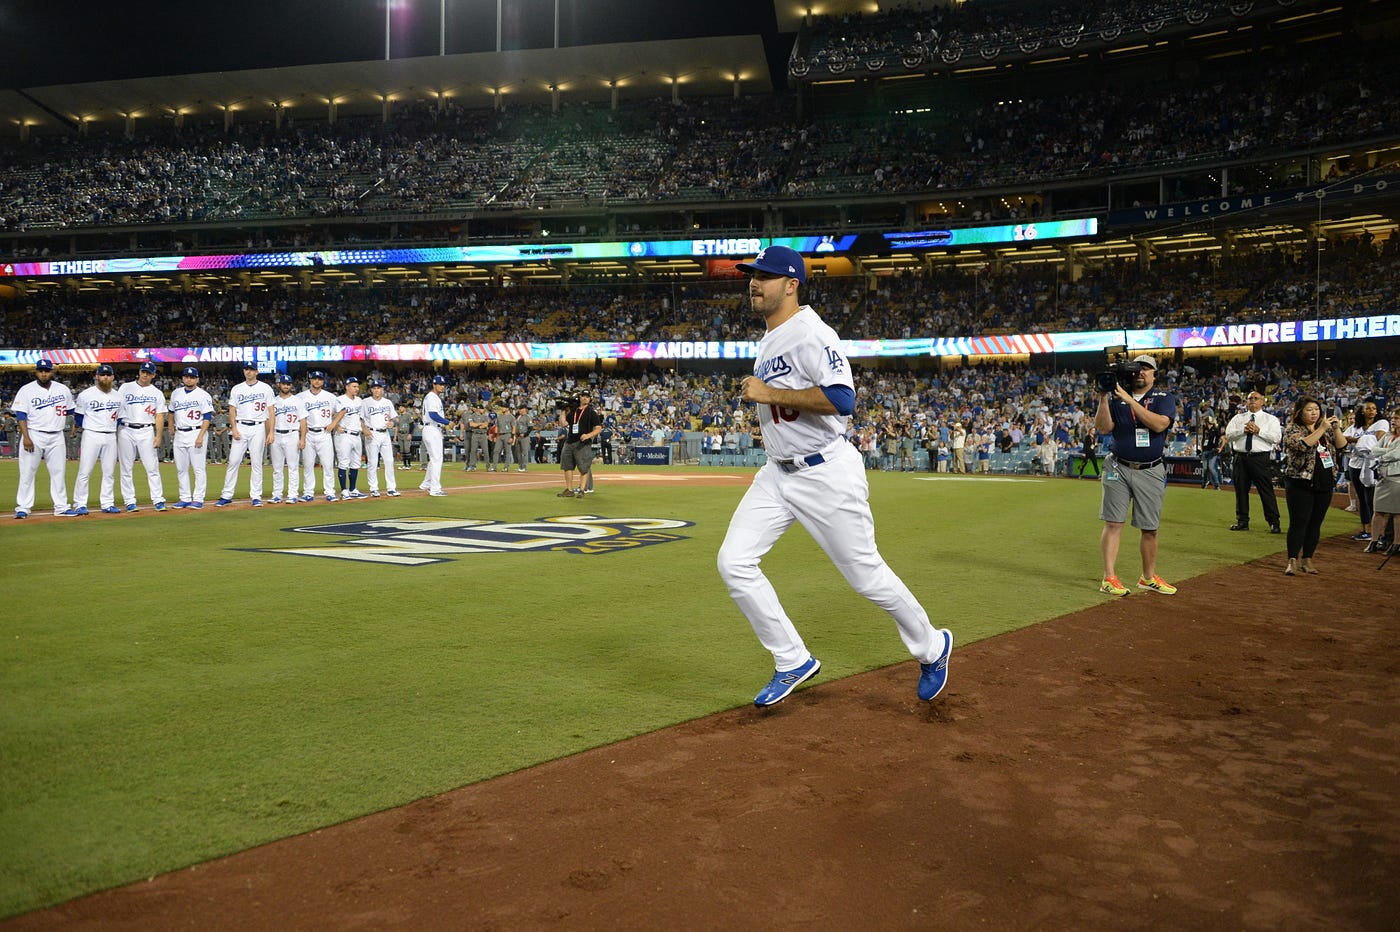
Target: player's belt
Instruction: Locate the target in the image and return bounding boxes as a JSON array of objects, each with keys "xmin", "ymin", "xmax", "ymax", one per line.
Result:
[
  {"xmin": 276, "ymin": 429, "xmax": 295, "ymax": 434},
  {"xmin": 1116, "ymin": 457, "xmax": 1163, "ymax": 470},
  {"xmin": 307, "ymin": 427, "xmax": 325, "ymax": 432},
  {"xmin": 177, "ymin": 427, "xmax": 197, "ymax": 432},
  {"xmin": 237, "ymin": 420, "xmax": 263, "ymax": 426},
  {"xmin": 123, "ymin": 423, "xmax": 153, "ymax": 428},
  {"xmin": 344, "ymin": 430, "xmax": 361, "ymax": 436},
  {"xmin": 29, "ymin": 429, "xmax": 60, "ymax": 433},
  {"xmin": 87, "ymin": 431, "xmax": 116, "ymax": 435},
  {"xmin": 771, "ymin": 442, "xmax": 842, "ymax": 471},
  {"xmin": 371, "ymin": 428, "xmax": 388, "ymax": 433}
]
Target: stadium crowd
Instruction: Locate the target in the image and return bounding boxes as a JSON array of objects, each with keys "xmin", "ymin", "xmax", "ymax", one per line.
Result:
[{"xmin": 2, "ymin": 42, "xmax": 1396, "ymax": 235}]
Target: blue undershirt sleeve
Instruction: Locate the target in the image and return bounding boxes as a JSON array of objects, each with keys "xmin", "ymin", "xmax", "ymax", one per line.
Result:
[
  {"xmin": 821, "ymin": 385, "xmax": 856, "ymax": 417},
  {"xmin": 74, "ymin": 413, "xmax": 85, "ymax": 428}
]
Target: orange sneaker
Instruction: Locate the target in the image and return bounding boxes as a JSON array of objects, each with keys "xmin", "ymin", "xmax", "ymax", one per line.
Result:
[
  {"xmin": 1099, "ymin": 575, "xmax": 1130, "ymax": 596},
  {"xmin": 1137, "ymin": 574, "xmax": 1177, "ymax": 595}
]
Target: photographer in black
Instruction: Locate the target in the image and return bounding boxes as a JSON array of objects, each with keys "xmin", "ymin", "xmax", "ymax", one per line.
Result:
[
  {"xmin": 1094, "ymin": 355, "xmax": 1179, "ymax": 597},
  {"xmin": 557, "ymin": 391, "xmax": 603, "ymax": 498}
]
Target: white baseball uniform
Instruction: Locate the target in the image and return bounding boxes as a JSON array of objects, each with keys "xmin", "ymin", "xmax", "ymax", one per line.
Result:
[
  {"xmin": 333, "ymin": 393, "xmax": 366, "ymax": 471},
  {"xmin": 363, "ymin": 396, "xmax": 398, "ymax": 494},
  {"xmin": 169, "ymin": 384, "xmax": 215, "ymax": 504},
  {"xmin": 220, "ymin": 379, "xmax": 275, "ymax": 502},
  {"xmin": 299, "ymin": 388, "xmax": 337, "ymax": 497},
  {"xmin": 717, "ymin": 305, "xmax": 944, "ymax": 670},
  {"xmin": 421, "ymin": 390, "xmax": 446, "ymax": 493},
  {"xmin": 118, "ymin": 381, "xmax": 167, "ymax": 507},
  {"xmin": 11, "ymin": 377, "xmax": 75, "ymax": 515},
  {"xmin": 269, "ymin": 390, "xmax": 303, "ymax": 502},
  {"xmin": 73, "ymin": 385, "xmax": 123, "ymax": 511}
]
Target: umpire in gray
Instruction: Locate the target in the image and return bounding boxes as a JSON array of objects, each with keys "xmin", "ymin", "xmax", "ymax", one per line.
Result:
[{"xmin": 1094, "ymin": 355, "xmax": 1179, "ymax": 597}]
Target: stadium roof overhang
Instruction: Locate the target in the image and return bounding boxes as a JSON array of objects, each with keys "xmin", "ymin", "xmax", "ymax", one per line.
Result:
[{"xmin": 0, "ymin": 35, "xmax": 775, "ymax": 134}]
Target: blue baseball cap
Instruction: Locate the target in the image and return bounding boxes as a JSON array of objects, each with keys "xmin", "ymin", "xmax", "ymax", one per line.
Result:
[
  {"xmin": 369, "ymin": 379, "xmax": 385, "ymax": 388},
  {"xmin": 34, "ymin": 358, "xmax": 54, "ymax": 371},
  {"xmin": 344, "ymin": 375, "xmax": 359, "ymax": 384},
  {"xmin": 432, "ymin": 375, "xmax": 447, "ymax": 385},
  {"xmin": 182, "ymin": 366, "xmax": 199, "ymax": 378},
  {"xmin": 242, "ymin": 361, "xmax": 258, "ymax": 369},
  {"xmin": 277, "ymin": 373, "xmax": 293, "ymax": 383},
  {"xmin": 96, "ymin": 364, "xmax": 115, "ymax": 376},
  {"xmin": 310, "ymin": 370, "xmax": 326, "ymax": 379},
  {"xmin": 139, "ymin": 361, "xmax": 157, "ymax": 374},
  {"xmin": 736, "ymin": 245, "xmax": 806, "ymax": 284}
]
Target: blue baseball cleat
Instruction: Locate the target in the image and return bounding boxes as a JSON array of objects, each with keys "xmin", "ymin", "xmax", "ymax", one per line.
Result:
[
  {"xmin": 754, "ymin": 656, "xmax": 821, "ymax": 707},
  {"xmin": 171, "ymin": 501, "xmax": 190, "ymax": 509},
  {"xmin": 251, "ymin": 499, "xmax": 262, "ymax": 507},
  {"xmin": 101, "ymin": 506, "xmax": 121, "ymax": 514},
  {"xmin": 74, "ymin": 507, "xmax": 89, "ymax": 516},
  {"xmin": 214, "ymin": 498, "xmax": 233, "ymax": 507},
  {"xmin": 918, "ymin": 629, "xmax": 954, "ymax": 701},
  {"xmin": 154, "ymin": 502, "xmax": 167, "ymax": 511},
  {"xmin": 125, "ymin": 504, "xmax": 139, "ymax": 513},
  {"xmin": 301, "ymin": 494, "xmax": 314, "ymax": 503},
  {"xmin": 190, "ymin": 502, "xmax": 204, "ymax": 509},
  {"xmin": 58, "ymin": 508, "xmax": 81, "ymax": 517},
  {"xmin": 15, "ymin": 511, "xmax": 28, "ymax": 519}
]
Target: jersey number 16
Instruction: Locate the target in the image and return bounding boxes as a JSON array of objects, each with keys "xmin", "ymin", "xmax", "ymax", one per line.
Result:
[{"xmin": 769, "ymin": 404, "xmax": 799, "ymax": 423}]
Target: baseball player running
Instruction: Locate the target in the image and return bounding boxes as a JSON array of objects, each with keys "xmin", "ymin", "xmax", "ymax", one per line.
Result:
[
  {"xmin": 421, "ymin": 375, "xmax": 449, "ymax": 496},
  {"xmin": 11, "ymin": 358, "xmax": 77, "ymax": 518},
  {"xmin": 298, "ymin": 371, "xmax": 337, "ymax": 502},
  {"xmin": 717, "ymin": 246, "xmax": 952, "ymax": 707},
  {"xmin": 118, "ymin": 361, "xmax": 168, "ymax": 512},
  {"xmin": 168, "ymin": 366, "xmax": 214, "ymax": 508},
  {"xmin": 216, "ymin": 363, "xmax": 275, "ymax": 507},
  {"xmin": 72, "ymin": 364, "xmax": 124, "ymax": 515},
  {"xmin": 268, "ymin": 373, "xmax": 302, "ymax": 503},
  {"xmin": 363, "ymin": 379, "xmax": 400, "ymax": 497},
  {"xmin": 328, "ymin": 376, "xmax": 367, "ymax": 499}
]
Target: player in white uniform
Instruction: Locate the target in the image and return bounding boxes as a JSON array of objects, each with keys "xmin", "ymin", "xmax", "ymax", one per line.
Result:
[
  {"xmin": 717, "ymin": 246, "xmax": 953, "ymax": 707},
  {"xmin": 169, "ymin": 366, "xmax": 215, "ymax": 508},
  {"xmin": 328, "ymin": 376, "xmax": 367, "ymax": 499},
  {"xmin": 421, "ymin": 375, "xmax": 449, "ymax": 496},
  {"xmin": 216, "ymin": 363, "xmax": 275, "ymax": 507},
  {"xmin": 298, "ymin": 371, "xmax": 337, "ymax": 501},
  {"xmin": 362, "ymin": 379, "xmax": 400, "ymax": 497},
  {"xmin": 72, "ymin": 364, "xmax": 125, "ymax": 515},
  {"xmin": 118, "ymin": 361, "xmax": 168, "ymax": 512},
  {"xmin": 268, "ymin": 373, "xmax": 303, "ymax": 503},
  {"xmin": 10, "ymin": 358, "xmax": 77, "ymax": 518}
]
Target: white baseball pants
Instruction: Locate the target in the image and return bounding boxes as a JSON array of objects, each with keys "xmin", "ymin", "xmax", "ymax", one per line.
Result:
[
  {"xmin": 118, "ymin": 425, "xmax": 165, "ymax": 506},
  {"xmin": 335, "ymin": 431, "xmax": 364, "ymax": 470},
  {"xmin": 269, "ymin": 433, "xmax": 300, "ymax": 501},
  {"xmin": 717, "ymin": 442, "xmax": 942, "ymax": 670},
  {"xmin": 422, "ymin": 425, "xmax": 444, "ymax": 492},
  {"xmin": 172, "ymin": 434, "xmax": 208, "ymax": 504},
  {"xmin": 302, "ymin": 431, "xmax": 335, "ymax": 496},
  {"xmin": 16, "ymin": 430, "xmax": 70, "ymax": 514},
  {"xmin": 365, "ymin": 431, "xmax": 396, "ymax": 493},
  {"xmin": 221, "ymin": 426, "xmax": 268, "ymax": 501},
  {"xmin": 73, "ymin": 430, "xmax": 118, "ymax": 510}
]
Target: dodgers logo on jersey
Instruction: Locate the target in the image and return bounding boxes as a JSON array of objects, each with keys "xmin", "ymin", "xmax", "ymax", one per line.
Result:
[
  {"xmin": 824, "ymin": 345, "xmax": 845, "ymax": 373},
  {"xmin": 241, "ymin": 515, "xmax": 695, "ymax": 566},
  {"xmin": 755, "ymin": 355, "xmax": 792, "ymax": 383}
]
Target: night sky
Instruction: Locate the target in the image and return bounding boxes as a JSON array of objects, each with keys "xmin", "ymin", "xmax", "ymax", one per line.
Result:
[{"xmin": 2, "ymin": 0, "xmax": 785, "ymax": 89}]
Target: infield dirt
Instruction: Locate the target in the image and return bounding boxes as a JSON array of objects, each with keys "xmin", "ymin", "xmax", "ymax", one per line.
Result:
[{"xmin": 7, "ymin": 534, "xmax": 1396, "ymax": 930}]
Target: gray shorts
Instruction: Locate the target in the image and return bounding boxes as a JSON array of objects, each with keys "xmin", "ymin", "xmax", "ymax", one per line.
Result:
[
  {"xmin": 560, "ymin": 440, "xmax": 594, "ymax": 472},
  {"xmin": 1099, "ymin": 454, "xmax": 1167, "ymax": 531}
]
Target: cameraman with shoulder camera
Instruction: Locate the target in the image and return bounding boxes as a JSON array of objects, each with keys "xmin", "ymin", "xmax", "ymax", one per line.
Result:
[
  {"xmin": 557, "ymin": 391, "xmax": 603, "ymax": 498},
  {"xmin": 1094, "ymin": 355, "xmax": 1178, "ymax": 597}
]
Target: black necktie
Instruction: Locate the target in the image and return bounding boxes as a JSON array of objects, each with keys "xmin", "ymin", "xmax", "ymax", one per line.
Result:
[{"xmin": 1245, "ymin": 413, "xmax": 1255, "ymax": 452}]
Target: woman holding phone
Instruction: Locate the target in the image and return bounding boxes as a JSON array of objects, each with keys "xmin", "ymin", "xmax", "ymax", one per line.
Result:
[{"xmin": 1281, "ymin": 396, "xmax": 1348, "ymax": 576}]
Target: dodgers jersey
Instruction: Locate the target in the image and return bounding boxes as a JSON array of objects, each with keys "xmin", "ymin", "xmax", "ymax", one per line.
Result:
[
  {"xmin": 270, "ymin": 393, "xmax": 303, "ymax": 432},
  {"xmin": 229, "ymin": 380, "xmax": 275, "ymax": 422},
  {"xmin": 119, "ymin": 382, "xmax": 167, "ymax": 426},
  {"xmin": 169, "ymin": 386, "xmax": 214, "ymax": 432},
  {"xmin": 364, "ymin": 398, "xmax": 397, "ymax": 431},
  {"xmin": 422, "ymin": 391, "xmax": 446, "ymax": 428},
  {"xmin": 334, "ymin": 394, "xmax": 365, "ymax": 430},
  {"xmin": 10, "ymin": 379, "xmax": 75, "ymax": 431},
  {"xmin": 75, "ymin": 386, "xmax": 123, "ymax": 431},
  {"xmin": 752, "ymin": 306, "xmax": 853, "ymax": 460},
  {"xmin": 299, "ymin": 389, "xmax": 336, "ymax": 429}
]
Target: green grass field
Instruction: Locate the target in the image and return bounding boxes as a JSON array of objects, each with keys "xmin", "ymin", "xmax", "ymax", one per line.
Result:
[{"xmin": 0, "ymin": 460, "xmax": 1332, "ymax": 917}]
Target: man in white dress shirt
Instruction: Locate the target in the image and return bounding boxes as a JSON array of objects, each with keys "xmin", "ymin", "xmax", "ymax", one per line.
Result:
[{"xmin": 1225, "ymin": 390, "xmax": 1282, "ymax": 533}]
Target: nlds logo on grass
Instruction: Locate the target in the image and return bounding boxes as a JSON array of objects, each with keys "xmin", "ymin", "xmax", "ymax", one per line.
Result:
[{"xmin": 244, "ymin": 516, "xmax": 694, "ymax": 566}]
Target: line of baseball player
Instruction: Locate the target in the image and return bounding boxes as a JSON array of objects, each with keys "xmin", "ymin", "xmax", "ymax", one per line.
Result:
[{"xmin": 9, "ymin": 359, "xmax": 474, "ymax": 517}]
